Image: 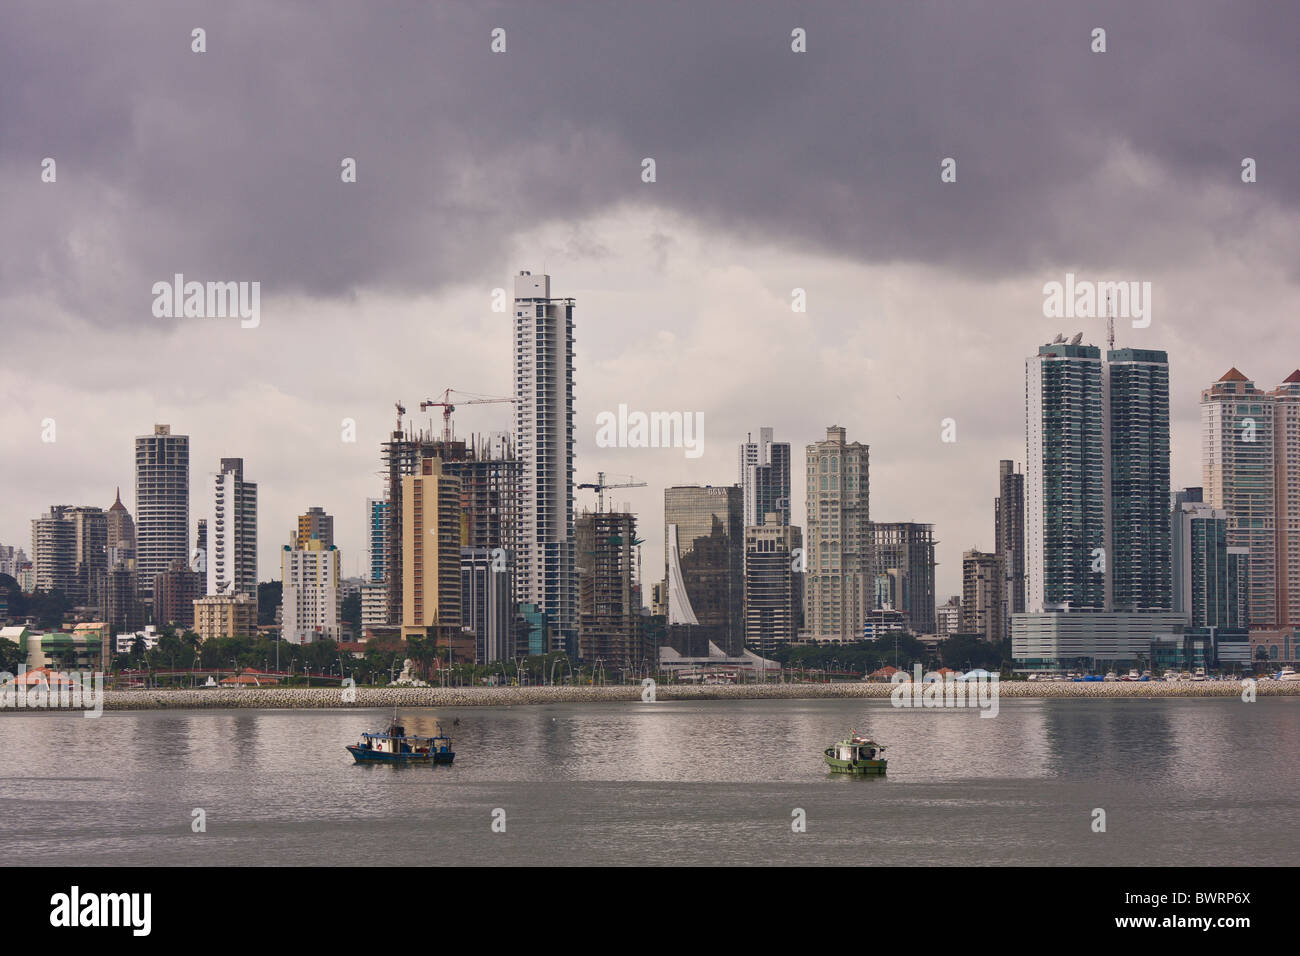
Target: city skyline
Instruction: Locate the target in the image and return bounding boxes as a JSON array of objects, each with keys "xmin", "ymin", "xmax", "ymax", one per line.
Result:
[
  {"xmin": 3, "ymin": 5, "xmax": 1298, "ymax": 605},
  {"xmin": 7, "ymin": 338, "xmax": 1300, "ymax": 607}
]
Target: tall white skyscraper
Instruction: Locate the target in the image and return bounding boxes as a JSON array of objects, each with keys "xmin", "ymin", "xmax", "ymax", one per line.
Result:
[
  {"xmin": 207, "ymin": 457, "xmax": 257, "ymax": 599},
  {"xmin": 1202, "ymin": 368, "xmax": 1277, "ymax": 628},
  {"xmin": 804, "ymin": 425, "xmax": 872, "ymax": 642},
  {"xmin": 512, "ymin": 271, "xmax": 576, "ymax": 645},
  {"xmin": 134, "ymin": 424, "xmax": 189, "ymax": 604}
]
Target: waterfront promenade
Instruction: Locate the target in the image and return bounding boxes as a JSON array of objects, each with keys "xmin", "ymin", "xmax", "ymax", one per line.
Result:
[{"xmin": 59, "ymin": 679, "xmax": 1300, "ymax": 711}]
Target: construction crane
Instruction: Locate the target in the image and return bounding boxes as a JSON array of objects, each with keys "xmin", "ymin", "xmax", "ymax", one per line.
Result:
[
  {"xmin": 419, "ymin": 388, "xmax": 516, "ymax": 445},
  {"xmin": 577, "ymin": 472, "xmax": 647, "ymax": 513}
]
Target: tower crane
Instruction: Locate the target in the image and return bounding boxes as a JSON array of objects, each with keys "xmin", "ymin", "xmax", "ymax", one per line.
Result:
[
  {"xmin": 577, "ymin": 472, "xmax": 647, "ymax": 514},
  {"xmin": 419, "ymin": 388, "xmax": 516, "ymax": 445}
]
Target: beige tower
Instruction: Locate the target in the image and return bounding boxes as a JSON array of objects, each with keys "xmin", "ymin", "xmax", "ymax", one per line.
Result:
[
  {"xmin": 401, "ymin": 458, "xmax": 462, "ymax": 642},
  {"xmin": 804, "ymin": 426, "xmax": 872, "ymax": 642}
]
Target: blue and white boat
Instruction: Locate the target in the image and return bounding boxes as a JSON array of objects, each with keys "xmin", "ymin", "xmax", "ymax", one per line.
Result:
[{"xmin": 347, "ymin": 720, "xmax": 455, "ymax": 765}]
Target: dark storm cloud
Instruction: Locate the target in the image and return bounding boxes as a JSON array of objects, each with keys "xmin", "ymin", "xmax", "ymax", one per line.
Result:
[{"xmin": 1, "ymin": 0, "xmax": 1296, "ymax": 328}]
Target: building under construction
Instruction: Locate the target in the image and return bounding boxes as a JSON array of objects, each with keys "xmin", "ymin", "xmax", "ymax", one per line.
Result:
[
  {"xmin": 381, "ymin": 411, "xmax": 518, "ymax": 632},
  {"xmin": 576, "ymin": 510, "xmax": 649, "ymax": 668}
]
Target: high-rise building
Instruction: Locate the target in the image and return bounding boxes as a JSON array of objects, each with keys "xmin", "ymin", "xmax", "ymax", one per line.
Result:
[
  {"xmin": 135, "ymin": 424, "xmax": 189, "ymax": 605},
  {"xmin": 0, "ymin": 545, "xmax": 28, "ymax": 580},
  {"xmin": 743, "ymin": 516, "xmax": 802, "ymax": 656},
  {"xmin": 208, "ymin": 458, "xmax": 258, "ymax": 600},
  {"xmin": 281, "ymin": 533, "xmax": 341, "ymax": 644},
  {"xmin": 1202, "ymin": 369, "xmax": 1276, "ymax": 627},
  {"xmin": 1268, "ymin": 370, "xmax": 1300, "ymax": 627},
  {"xmin": 961, "ymin": 550, "xmax": 1004, "ymax": 642},
  {"xmin": 1173, "ymin": 502, "xmax": 1250, "ymax": 630},
  {"xmin": 365, "ymin": 497, "xmax": 389, "ymax": 584},
  {"xmin": 995, "ymin": 461, "xmax": 1025, "ymax": 623},
  {"xmin": 296, "ymin": 506, "xmax": 334, "ymax": 549},
  {"xmin": 1017, "ymin": 338, "xmax": 1184, "ymax": 669},
  {"xmin": 739, "ymin": 428, "xmax": 791, "ymax": 527},
  {"xmin": 31, "ymin": 506, "xmax": 77, "ymax": 596},
  {"xmin": 873, "ymin": 522, "xmax": 936, "ymax": 634},
  {"xmin": 576, "ymin": 510, "xmax": 646, "ymax": 665},
  {"xmin": 512, "ymin": 271, "xmax": 576, "ymax": 650},
  {"xmin": 664, "ymin": 485, "xmax": 744, "ymax": 656},
  {"xmin": 804, "ymin": 426, "xmax": 872, "ymax": 642},
  {"xmin": 461, "ymin": 548, "xmax": 514, "ymax": 664},
  {"xmin": 401, "ymin": 458, "xmax": 462, "ymax": 643},
  {"xmin": 381, "ymin": 431, "xmax": 518, "ymax": 627},
  {"xmin": 154, "ymin": 559, "xmax": 203, "ymax": 630},
  {"xmin": 192, "ymin": 519, "xmax": 207, "ymax": 575},
  {"xmin": 1108, "ymin": 348, "xmax": 1172, "ymax": 610},
  {"xmin": 68, "ymin": 506, "xmax": 108, "ymax": 608},
  {"xmin": 104, "ymin": 564, "xmax": 141, "ymax": 633},
  {"xmin": 1025, "ymin": 342, "xmax": 1107, "ymax": 612},
  {"xmin": 107, "ymin": 488, "xmax": 135, "ymax": 553}
]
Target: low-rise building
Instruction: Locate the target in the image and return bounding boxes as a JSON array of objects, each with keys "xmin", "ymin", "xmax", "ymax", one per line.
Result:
[{"xmin": 193, "ymin": 593, "xmax": 258, "ymax": 641}]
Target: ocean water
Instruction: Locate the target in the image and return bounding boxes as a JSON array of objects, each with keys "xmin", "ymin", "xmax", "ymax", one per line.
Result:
[{"xmin": 2, "ymin": 698, "xmax": 1296, "ymax": 865}]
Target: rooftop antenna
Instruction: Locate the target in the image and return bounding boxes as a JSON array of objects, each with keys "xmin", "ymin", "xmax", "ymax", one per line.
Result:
[{"xmin": 1106, "ymin": 290, "xmax": 1115, "ymax": 350}]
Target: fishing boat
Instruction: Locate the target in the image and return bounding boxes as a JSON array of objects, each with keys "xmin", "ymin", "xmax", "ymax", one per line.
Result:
[
  {"xmin": 823, "ymin": 732, "xmax": 887, "ymax": 775},
  {"xmin": 346, "ymin": 719, "xmax": 455, "ymax": 765}
]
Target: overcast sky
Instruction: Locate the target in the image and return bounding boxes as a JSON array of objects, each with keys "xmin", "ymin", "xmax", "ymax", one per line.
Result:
[{"xmin": 2, "ymin": 1, "xmax": 1298, "ymax": 601}]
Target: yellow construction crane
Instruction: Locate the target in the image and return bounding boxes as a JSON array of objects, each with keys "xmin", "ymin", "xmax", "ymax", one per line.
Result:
[
  {"xmin": 577, "ymin": 472, "xmax": 647, "ymax": 513},
  {"xmin": 419, "ymin": 388, "xmax": 516, "ymax": 445}
]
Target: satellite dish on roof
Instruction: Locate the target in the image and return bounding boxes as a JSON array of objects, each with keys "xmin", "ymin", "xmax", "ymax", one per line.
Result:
[
  {"xmin": 1052, "ymin": 333, "xmax": 1065, "ymax": 344},
  {"xmin": 1069, "ymin": 332, "xmax": 1083, "ymax": 345}
]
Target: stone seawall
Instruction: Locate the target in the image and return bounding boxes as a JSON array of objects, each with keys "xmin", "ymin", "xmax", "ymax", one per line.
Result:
[{"xmin": 69, "ymin": 679, "xmax": 1300, "ymax": 711}]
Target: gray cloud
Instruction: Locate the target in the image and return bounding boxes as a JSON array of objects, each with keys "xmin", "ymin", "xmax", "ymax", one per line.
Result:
[{"xmin": 3, "ymin": 0, "xmax": 1296, "ymax": 330}]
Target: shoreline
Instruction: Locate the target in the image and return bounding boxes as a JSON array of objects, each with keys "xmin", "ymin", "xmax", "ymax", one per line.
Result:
[{"xmin": 12, "ymin": 679, "xmax": 1295, "ymax": 711}]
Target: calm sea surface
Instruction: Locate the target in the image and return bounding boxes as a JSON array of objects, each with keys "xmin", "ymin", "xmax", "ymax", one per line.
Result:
[{"xmin": 2, "ymin": 698, "xmax": 1297, "ymax": 865}]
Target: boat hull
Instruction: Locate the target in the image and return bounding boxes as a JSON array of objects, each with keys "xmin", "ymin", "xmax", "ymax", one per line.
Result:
[
  {"xmin": 824, "ymin": 755, "xmax": 887, "ymax": 775},
  {"xmin": 347, "ymin": 745, "xmax": 441, "ymax": 764}
]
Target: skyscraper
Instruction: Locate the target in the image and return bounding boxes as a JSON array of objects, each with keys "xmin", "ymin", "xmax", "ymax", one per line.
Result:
[
  {"xmin": 135, "ymin": 424, "xmax": 189, "ymax": 605},
  {"xmin": 365, "ymin": 497, "xmax": 389, "ymax": 584},
  {"xmin": 30, "ymin": 506, "xmax": 77, "ymax": 596},
  {"xmin": 961, "ymin": 549, "xmax": 1004, "ymax": 642},
  {"xmin": 804, "ymin": 426, "xmax": 872, "ymax": 642},
  {"xmin": 461, "ymin": 548, "xmax": 514, "ymax": 664},
  {"xmin": 107, "ymin": 488, "xmax": 135, "ymax": 554},
  {"xmin": 1025, "ymin": 342, "xmax": 1107, "ymax": 612},
  {"xmin": 512, "ymin": 271, "xmax": 576, "ymax": 649},
  {"xmin": 208, "ymin": 458, "xmax": 258, "ymax": 600},
  {"xmin": 664, "ymin": 485, "xmax": 744, "ymax": 656},
  {"xmin": 576, "ymin": 510, "xmax": 645, "ymax": 665},
  {"xmin": 872, "ymin": 522, "xmax": 936, "ymax": 635},
  {"xmin": 401, "ymin": 457, "xmax": 462, "ymax": 643},
  {"xmin": 995, "ymin": 461, "xmax": 1025, "ymax": 622},
  {"xmin": 1173, "ymin": 502, "xmax": 1250, "ymax": 630},
  {"xmin": 1017, "ymin": 337, "xmax": 1184, "ymax": 670},
  {"xmin": 743, "ymin": 516, "xmax": 802, "ymax": 656},
  {"xmin": 1202, "ymin": 369, "xmax": 1276, "ymax": 627},
  {"xmin": 281, "ymin": 533, "xmax": 341, "ymax": 644},
  {"xmin": 739, "ymin": 427, "xmax": 791, "ymax": 527},
  {"xmin": 1108, "ymin": 348, "xmax": 1171, "ymax": 610},
  {"xmin": 1268, "ymin": 370, "xmax": 1300, "ymax": 627}
]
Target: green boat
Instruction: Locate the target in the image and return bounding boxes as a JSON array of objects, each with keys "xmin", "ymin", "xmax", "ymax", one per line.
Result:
[{"xmin": 824, "ymin": 732, "xmax": 887, "ymax": 775}]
